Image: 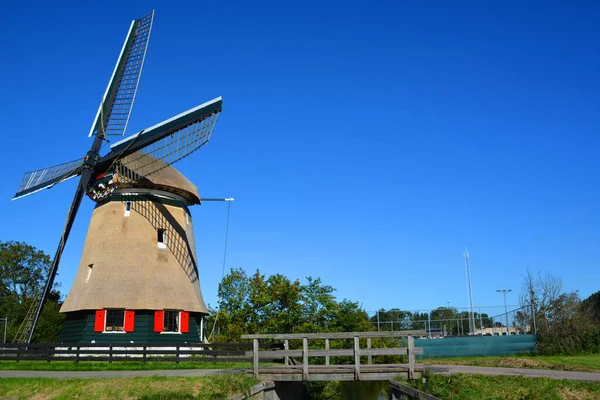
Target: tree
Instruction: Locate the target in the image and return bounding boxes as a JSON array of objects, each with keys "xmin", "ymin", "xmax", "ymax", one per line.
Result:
[
  {"xmin": 580, "ymin": 291, "xmax": 600, "ymax": 323},
  {"xmin": 209, "ymin": 268, "xmax": 373, "ymax": 342},
  {"xmin": 0, "ymin": 241, "xmax": 64, "ymax": 342},
  {"xmin": 519, "ymin": 269, "xmax": 600, "ymax": 355}
]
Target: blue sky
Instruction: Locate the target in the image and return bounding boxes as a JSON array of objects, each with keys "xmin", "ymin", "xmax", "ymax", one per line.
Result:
[{"xmin": 0, "ymin": 1, "xmax": 598, "ymax": 315}]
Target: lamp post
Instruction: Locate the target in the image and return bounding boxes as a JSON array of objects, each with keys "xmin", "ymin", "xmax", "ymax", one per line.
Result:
[{"xmin": 496, "ymin": 289, "xmax": 512, "ymax": 335}]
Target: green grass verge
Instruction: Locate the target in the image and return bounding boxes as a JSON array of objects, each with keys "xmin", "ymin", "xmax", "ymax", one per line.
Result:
[
  {"xmin": 0, "ymin": 374, "xmax": 259, "ymax": 400},
  {"xmin": 422, "ymin": 355, "xmax": 600, "ymax": 372},
  {"xmin": 0, "ymin": 360, "xmax": 253, "ymax": 371},
  {"xmin": 408, "ymin": 373, "xmax": 600, "ymax": 400}
]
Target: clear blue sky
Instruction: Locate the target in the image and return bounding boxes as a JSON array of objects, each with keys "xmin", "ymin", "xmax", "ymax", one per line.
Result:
[{"xmin": 1, "ymin": 1, "xmax": 598, "ymax": 315}]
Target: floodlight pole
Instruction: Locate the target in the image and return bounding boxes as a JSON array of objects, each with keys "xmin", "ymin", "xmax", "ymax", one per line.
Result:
[
  {"xmin": 463, "ymin": 247, "xmax": 475, "ymax": 335},
  {"xmin": 496, "ymin": 289, "xmax": 512, "ymax": 336}
]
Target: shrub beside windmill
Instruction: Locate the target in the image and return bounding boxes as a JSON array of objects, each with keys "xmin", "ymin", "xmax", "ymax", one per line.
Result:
[{"xmin": 12, "ymin": 11, "xmax": 222, "ymax": 344}]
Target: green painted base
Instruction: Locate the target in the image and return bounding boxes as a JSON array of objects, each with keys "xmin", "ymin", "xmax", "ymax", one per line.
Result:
[{"xmin": 58, "ymin": 310, "xmax": 205, "ymax": 344}]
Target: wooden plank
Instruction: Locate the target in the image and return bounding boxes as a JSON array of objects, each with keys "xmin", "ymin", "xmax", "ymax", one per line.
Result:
[
  {"xmin": 361, "ymin": 347, "xmax": 423, "ymax": 356},
  {"xmin": 241, "ymin": 330, "xmax": 426, "ymax": 340},
  {"xmin": 254, "ymin": 347, "xmax": 421, "ymax": 358},
  {"xmin": 367, "ymin": 338, "xmax": 372, "ymax": 365},
  {"xmin": 253, "ymin": 339, "xmax": 259, "ymax": 379},
  {"xmin": 255, "ymin": 372, "xmax": 413, "ymax": 382},
  {"xmin": 257, "ymin": 350, "xmax": 302, "ymax": 358},
  {"xmin": 305, "ymin": 349, "xmax": 353, "ymax": 357},
  {"xmin": 302, "ymin": 337, "xmax": 309, "ymax": 381},
  {"xmin": 407, "ymin": 335, "xmax": 415, "ymax": 380},
  {"xmin": 354, "ymin": 336, "xmax": 361, "ymax": 381},
  {"xmin": 284, "ymin": 339, "xmax": 289, "ymax": 366},
  {"xmin": 325, "ymin": 339, "xmax": 330, "ymax": 366}
]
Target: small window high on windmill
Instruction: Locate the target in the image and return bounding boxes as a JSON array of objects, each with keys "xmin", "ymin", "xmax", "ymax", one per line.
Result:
[
  {"xmin": 157, "ymin": 229, "xmax": 166, "ymax": 249},
  {"xmin": 124, "ymin": 201, "xmax": 131, "ymax": 217}
]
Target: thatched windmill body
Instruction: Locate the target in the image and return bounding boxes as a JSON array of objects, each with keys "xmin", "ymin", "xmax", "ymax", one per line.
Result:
[{"xmin": 12, "ymin": 11, "xmax": 223, "ymax": 343}]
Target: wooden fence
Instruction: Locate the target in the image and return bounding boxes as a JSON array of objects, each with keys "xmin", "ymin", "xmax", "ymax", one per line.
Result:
[
  {"xmin": 241, "ymin": 330, "xmax": 425, "ymax": 381},
  {"xmin": 0, "ymin": 342, "xmax": 278, "ymax": 363}
]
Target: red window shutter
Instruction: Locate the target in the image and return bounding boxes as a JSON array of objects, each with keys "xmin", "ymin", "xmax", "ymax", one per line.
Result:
[
  {"xmin": 154, "ymin": 310, "xmax": 164, "ymax": 332},
  {"xmin": 94, "ymin": 310, "xmax": 106, "ymax": 332},
  {"xmin": 124, "ymin": 310, "xmax": 135, "ymax": 332},
  {"xmin": 180, "ymin": 311, "xmax": 189, "ymax": 333}
]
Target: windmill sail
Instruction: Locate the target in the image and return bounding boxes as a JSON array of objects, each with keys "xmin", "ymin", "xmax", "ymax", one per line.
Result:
[
  {"xmin": 97, "ymin": 97, "xmax": 222, "ymax": 181},
  {"xmin": 88, "ymin": 11, "xmax": 154, "ymax": 137},
  {"xmin": 13, "ymin": 159, "xmax": 83, "ymax": 200}
]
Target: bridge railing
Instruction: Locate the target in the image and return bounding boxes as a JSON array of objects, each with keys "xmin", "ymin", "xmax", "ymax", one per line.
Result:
[{"xmin": 241, "ymin": 330, "xmax": 425, "ymax": 380}]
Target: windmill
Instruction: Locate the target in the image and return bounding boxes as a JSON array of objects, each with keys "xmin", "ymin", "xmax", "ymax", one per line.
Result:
[{"xmin": 12, "ymin": 11, "xmax": 223, "ymax": 344}]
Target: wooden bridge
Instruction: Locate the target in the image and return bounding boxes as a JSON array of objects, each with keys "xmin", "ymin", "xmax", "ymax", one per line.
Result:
[{"xmin": 241, "ymin": 330, "xmax": 426, "ymax": 381}]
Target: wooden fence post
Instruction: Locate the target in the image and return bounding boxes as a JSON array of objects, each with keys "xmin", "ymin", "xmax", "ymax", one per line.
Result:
[
  {"xmin": 302, "ymin": 337, "xmax": 309, "ymax": 381},
  {"xmin": 354, "ymin": 336, "xmax": 361, "ymax": 381},
  {"xmin": 407, "ymin": 335, "xmax": 415, "ymax": 380},
  {"xmin": 176, "ymin": 345, "xmax": 180, "ymax": 365},
  {"xmin": 143, "ymin": 346, "xmax": 147, "ymax": 363},
  {"xmin": 325, "ymin": 339, "xmax": 330, "ymax": 366},
  {"xmin": 284, "ymin": 339, "xmax": 289, "ymax": 366},
  {"xmin": 75, "ymin": 346, "xmax": 80, "ymax": 364},
  {"xmin": 253, "ymin": 339, "xmax": 259, "ymax": 379},
  {"xmin": 367, "ymin": 337, "xmax": 372, "ymax": 365}
]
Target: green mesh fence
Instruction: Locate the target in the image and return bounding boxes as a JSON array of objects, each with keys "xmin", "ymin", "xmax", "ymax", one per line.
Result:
[{"xmin": 415, "ymin": 335, "xmax": 536, "ymax": 358}]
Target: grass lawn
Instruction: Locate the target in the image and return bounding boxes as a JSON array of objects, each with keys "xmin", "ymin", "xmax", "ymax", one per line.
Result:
[
  {"xmin": 0, "ymin": 360, "xmax": 253, "ymax": 371},
  {"xmin": 0, "ymin": 374, "xmax": 259, "ymax": 400},
  {"xmin": 422, "ymin": 355, "xmax": 600, "ymax": 372},
  {"xmin": 409, "ymin": 373, "xmax": 600, "ymax": 400}
]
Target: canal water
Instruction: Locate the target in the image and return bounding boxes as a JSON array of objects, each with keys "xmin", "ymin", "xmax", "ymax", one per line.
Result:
[{"xmin": 303, "ymin": 380, "xmax": 392, "ymax": 399}]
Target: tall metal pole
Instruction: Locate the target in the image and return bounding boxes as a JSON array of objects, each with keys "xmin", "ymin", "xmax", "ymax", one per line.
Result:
[
  {"xmin": 464, "ymin": 247, "xmax": 475, "ymax": 335},
  {"xmin": 497, "ymin": 289, "xmax": 512, "ymax": 335}
]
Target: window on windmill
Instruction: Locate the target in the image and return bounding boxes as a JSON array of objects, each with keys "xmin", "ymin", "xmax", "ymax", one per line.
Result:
[
  {"xmin": 86, "ymin": 264, "xmax": 93, "ymax": 284},
  {"xmin": 105, "ymin": 309, "xmax": 125, "ymax": 332},
  {"xmin": 157, "ymin": 229, "xmax": 167, "ymax": 249},
  {"xmin": 124, "ymin": 201, "xmax": 131, "ymax": 217},
  {"xmin": 163, "ymin": 310, "xmax": 179, "ymax": 332}
]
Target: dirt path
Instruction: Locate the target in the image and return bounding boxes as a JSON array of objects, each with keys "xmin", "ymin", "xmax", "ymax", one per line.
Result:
[
  {"xmin": 0, "ymin": 369, "xmax": 239, "ymax": 379},
  {"xmin": 2, "ymin": 365, "xmax": 600, "ymax": 381},
  {"xmin": 426, "ymin": 364, "xmax": 600, "ymax": 381}
]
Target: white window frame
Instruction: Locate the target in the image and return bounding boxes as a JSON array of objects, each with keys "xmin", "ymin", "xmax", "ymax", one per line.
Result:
[
  {"xmin": 86, "ymin": 264, "xmax": 93, "ymax": 284},
  {"xmin": 158, "ymin": 228, "xmax": 167, "ymax": 249},
  {"xmin": 160, "ymin": 310, "xmax": 182, "ymax": 334},
  {"xmin": 124, "ymin": 201, "xmax": 131, "ymax": 217},
  {"xmin": 103, "ymin": 309, "xmax": 126, "ymax": 333}
]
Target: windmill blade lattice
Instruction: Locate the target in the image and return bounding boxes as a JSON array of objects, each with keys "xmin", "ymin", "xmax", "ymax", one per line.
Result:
[
  {"xmin": 13, "ymin": 159, "xmax": 83, "ymax": 200},
  {"xmin": 90, "ymin": 11, "xmax": 154, "ymax": 137},
  {"xmin": 115, "ymin": 112, "xmax": 219, "ymax": 182}
]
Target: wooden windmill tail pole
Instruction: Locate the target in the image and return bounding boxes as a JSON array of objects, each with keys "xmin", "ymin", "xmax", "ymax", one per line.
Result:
[
  {"xmin": 200, "ymin": 198, "xmax": 235, "ymax": 202},
  {"xmin": 24, "ymin": 135, "xmax": 106, "ymax": 344}
]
